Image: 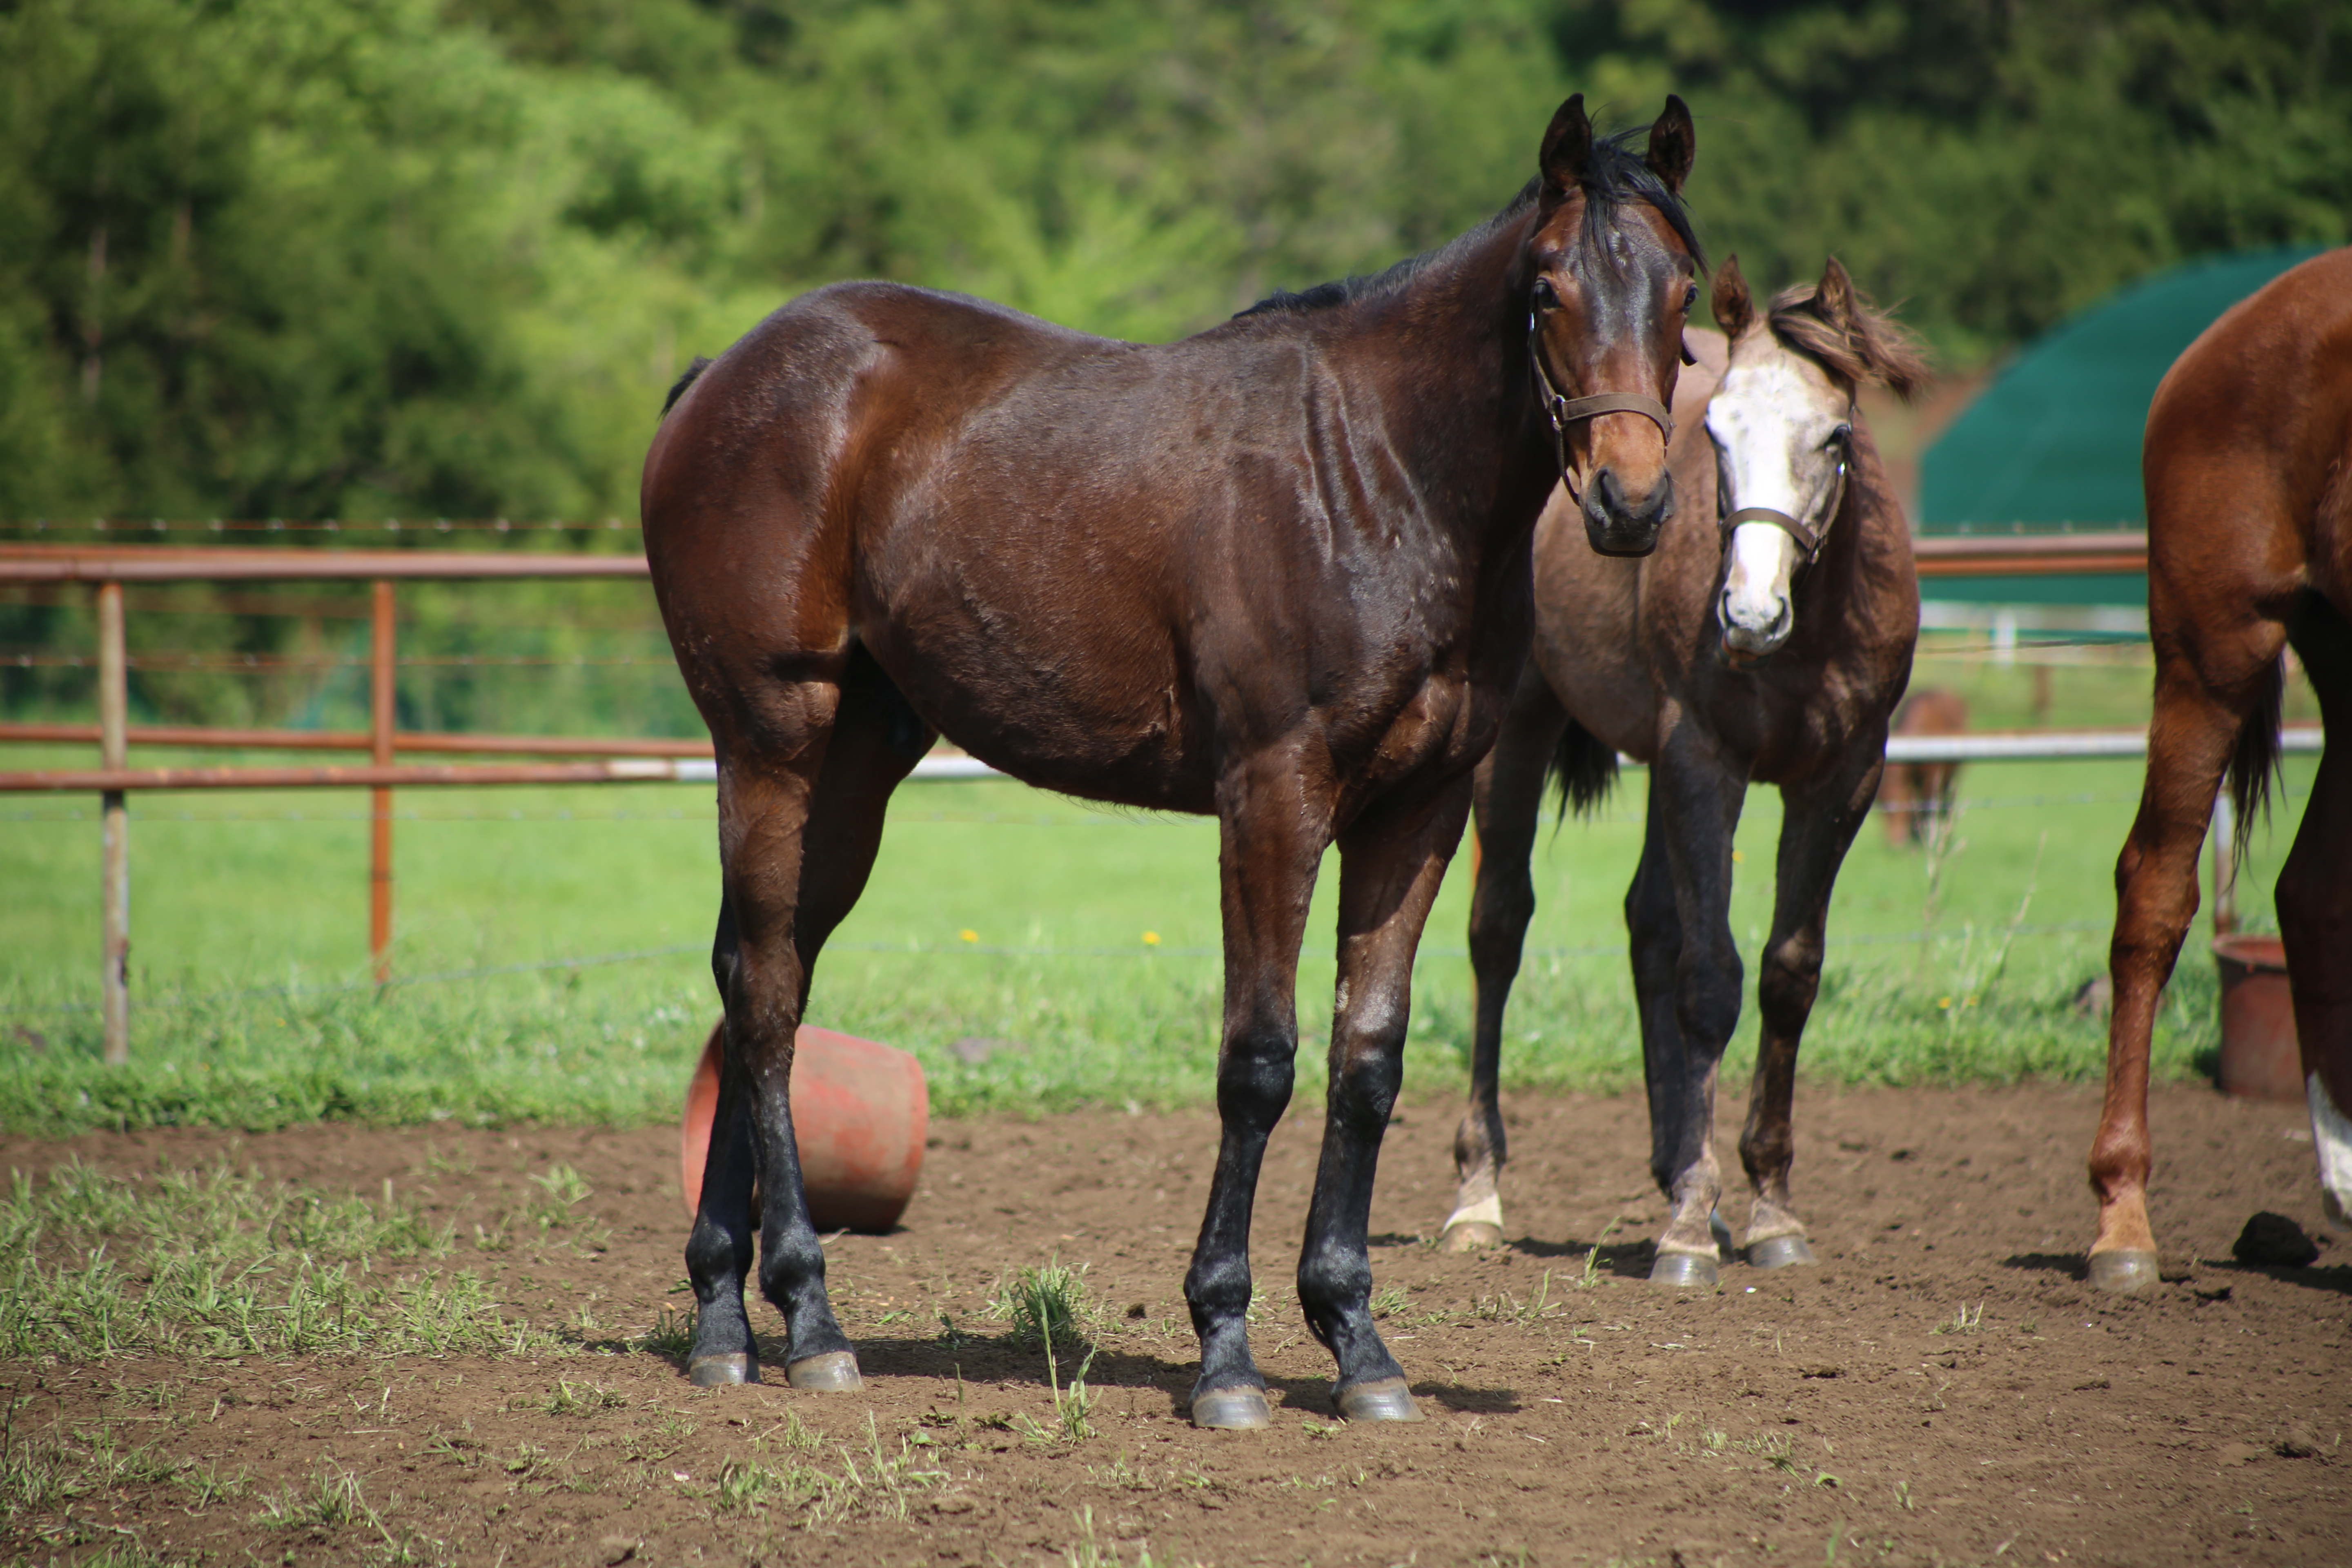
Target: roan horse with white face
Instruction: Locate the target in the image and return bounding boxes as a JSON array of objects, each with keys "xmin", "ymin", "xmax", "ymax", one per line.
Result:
[{"xmin": 1440, "ymin": 257, "xmax": 1926, "ymax": 1282}]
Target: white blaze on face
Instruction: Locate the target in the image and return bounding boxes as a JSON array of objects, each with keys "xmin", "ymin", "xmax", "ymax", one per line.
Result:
[
  {"xmin": 1705, "ymin": 349, "xmax": 1848, "ymax": 658},
  {"xmin": 2308, "ymin": 1072, "xmax": 2352, "ymax": 1231}
]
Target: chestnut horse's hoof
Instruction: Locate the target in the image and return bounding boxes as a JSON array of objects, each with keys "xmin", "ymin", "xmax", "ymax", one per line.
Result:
[
  {"xmin": 786, "ymin": 1351, "xmax": 864, "ymax": 1391},
  {"xmin": 1748, "ymin": 1235, "xmax": 1817, "ymax": 1270},
  {"xmin": 1650, "ymin": 1250, "xmax": 1719, "ymax": 1288},
  {"xmin": 1189, "ymin": 1388, "xmax": 1273, "ymax": 1430},
  {"xmin": 688, "ymin": 1352, "xmax": 759, "ymax": 1387},
  {"xmin": 1336, "ymin": 1378, "xmax": 1424, "ymax": 1423},
  {"xmin": 2087, "ymin": 1249, "xmax": 2160, "ymax": 1294},
  {"xmin": 1440, "ymin": 1221, "xmax": 1505, "ymax": 1253}
]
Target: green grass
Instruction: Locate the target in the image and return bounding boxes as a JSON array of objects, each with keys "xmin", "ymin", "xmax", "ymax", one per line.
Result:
[
  {"xmin": 0, "ymin": 1158, "xmax": 569, "ymax": 1359},
  {"xmin": 0, "ymin": 668, "xmax": 2315, "ymax": 1131}
]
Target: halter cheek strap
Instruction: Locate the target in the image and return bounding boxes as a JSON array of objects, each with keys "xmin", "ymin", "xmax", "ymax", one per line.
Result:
[{"xmin": 1529, "ymin": 320, "xmax": 1675, "ymax": 493}]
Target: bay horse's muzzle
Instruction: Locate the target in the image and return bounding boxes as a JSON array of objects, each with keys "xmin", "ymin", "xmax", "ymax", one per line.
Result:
[{"xmin": 1581, "ymin": 466, "xmax": 1673, "ymax": 558}]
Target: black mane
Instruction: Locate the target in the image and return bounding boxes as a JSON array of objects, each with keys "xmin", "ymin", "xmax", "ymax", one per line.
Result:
[{"xmin": 1237, "ymin": 127, "xmax": 1702, "ymax": 319}]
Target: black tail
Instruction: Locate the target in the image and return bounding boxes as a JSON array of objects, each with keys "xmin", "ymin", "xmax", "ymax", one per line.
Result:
[
  {"xmin": 1546, "ymin": 717, "xmax": 1620, "ymax": 823},
  {"xmin": 662, "ymin": 355, "xmax": 714, "ymax": 416},
  {"xmin": 2226, "ymin": 654, "xmax": 2284, "ymax": 866}
]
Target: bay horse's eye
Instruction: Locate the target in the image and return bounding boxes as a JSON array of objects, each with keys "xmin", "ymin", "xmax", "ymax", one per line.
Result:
[
  {"xmin": 1682, "ymin": 282, "xmax": 1698, "ymax": 313},
  {"xmin": 1531, "ymin": 278, "xmax": 1561, "ymax": 312}
]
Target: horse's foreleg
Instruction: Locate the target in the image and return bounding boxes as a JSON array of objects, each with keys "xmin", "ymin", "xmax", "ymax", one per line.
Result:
[
  {"xmin": 2096, "ymin": 633, "xmax": 2280, "ymax": 1290},
  {"xmin": 1448, "ymin": 677, "xmax": 1568, "ymax": 1251},
  {"xmin": 1642, "ymin": 732, "xmax": 1747, "ymax": 1287},
  {"xmin": 1185, "ymin": 754, "xmax": 1328, "ymax": 1429},
  {"xmin": 1299, "ymin": 782, "xmax": 1469, "ymax": 1421},
  {"xmin": 1738, "ymin": 746, "xmax": 1884, "ymax": 1269},
  {"xmin": 2278, "ymin": 604, "xmax": 2352, "ymax": 1230}
]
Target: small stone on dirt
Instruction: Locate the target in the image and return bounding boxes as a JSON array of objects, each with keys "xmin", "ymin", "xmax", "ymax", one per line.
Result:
[
  {"xmin": 2275, "ymin": 1425, "xmax": 2323, "ymax": 1459},
  {"xmin": 599, "ymin": 1536, "xmax": 640, "ymax": 1565},
  {"xmin": 2233, "ymin": 1211, "xmax": 2319, "ymax": 1267}
]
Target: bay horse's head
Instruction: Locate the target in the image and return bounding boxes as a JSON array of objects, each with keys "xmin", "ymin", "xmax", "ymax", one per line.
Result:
[
  {"xmin": 1705, "ymin": 254, "xmax": 1927, "ymax": 660},
  {"xmin": 1525, "ymin": 94, "xmax": 1700, "ymax": 559}
]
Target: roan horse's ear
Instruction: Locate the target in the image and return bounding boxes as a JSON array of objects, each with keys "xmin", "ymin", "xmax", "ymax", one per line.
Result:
[
  {"xmin": 1645, "ymin": 95, "xmax": 1695, "ymax": 194},
  {"xmin": 1816, "ymin": 256, "xmax": 1858, "ymax": 336},
  {"xmin": 1711, "ymin": 254, "xmax": 1754, "ymax": 340},
  {"xmin": 1539, "ymin": 94, "xmax": 1592, "ymax": 195}
]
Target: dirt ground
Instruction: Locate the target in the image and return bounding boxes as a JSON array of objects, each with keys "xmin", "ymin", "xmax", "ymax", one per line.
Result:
[{"xmin": 4, "ymin": 1080, "xmax": 2348, "ymax": 1568}]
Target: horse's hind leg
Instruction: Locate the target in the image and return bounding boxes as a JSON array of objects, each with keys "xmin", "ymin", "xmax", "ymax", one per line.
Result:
[
  {"xmin": 687, "ymin": 647, "xmax": 932, "ymax": 1385},
  {"xmin": 2094, "ymin": 621, "xmax": 2284, "ymax": 1290},
  {"xmin": 2278, "ymin": 599, "xmax": 2352, "ymax": 1229},
  {"xmin": 1447, "ymin": 675, "xmax": 1570, "ymax": 1251},
  {"xmin": 1298, "ymin": 779, "xmax": 1470, "ymax": 1421},
  {"xmin": 1738, "ymin": 743, "xmax": 1884, "ymax": 1269},
  {"xmin": 1185, "ymin": 751, "xmax": 1329, "ymax": 1429}
]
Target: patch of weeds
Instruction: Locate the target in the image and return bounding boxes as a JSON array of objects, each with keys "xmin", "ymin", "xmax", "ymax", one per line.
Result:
[
  {"xmin": 524, "ymin": 1164, "xmax": 592, "ymax": 1226},
  {"xmin": 535, "ymin": 1378, "xmax": 626, "ymax": 1417},
  {"xmin": 1063, "ymin": 1503, "xmax": 1190, "ymax": 1568},
  {"xmin": 0, "ymin": 1160, "xmax": 554, "ymax": 1359},
  {"xmin": 1931, "ymin": 1302, "xmax": 1984, "ymax": 1335},
  {"xmin": 176, "ymin": 1457, "xmax": 249, "ymax": 1508},
  {"xmin": 639, "ymin": 1303, "xmax": 696, "ymax": 1359},
  {"xmin": 1369, "ymin": 1285, "xmax": 1408, "ymax": 1319},
  {"xmin": 1577, "ymin": 1219, "xmax": 1622, "ymax": 1289},
  {"xmin": 991, "ymin": 1259, "xmax": 1091, "ymax": 1348},
  {"xmin": 712, "ymin": 1414, "xmax": 943, "ymax": 1527},
  {"xmin": 256, "ymin": 1459, "xmax": 381, "ymax": 1534}
]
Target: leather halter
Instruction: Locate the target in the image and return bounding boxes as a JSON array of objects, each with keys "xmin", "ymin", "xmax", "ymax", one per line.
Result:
[
  {"xmin": 1716, "ymin": 420, "xmax": 1852, "ymax": 568},
  {"xmin": 1529, "ymin": 316, "xmax": 1674, "ymax": 494}
]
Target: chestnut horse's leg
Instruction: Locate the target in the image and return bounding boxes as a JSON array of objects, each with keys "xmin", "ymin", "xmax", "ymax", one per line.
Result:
[
  {"xmin": 1185, "ymin": 751, "xmax": 1330, "ymax": 1429},
  {"xmin": 1737, "ymin": 745, "xmax": 1885, "ymax": 1269},
  {"xmin": 2095, "ymin": 623, "xmax": 2284, "ymax": 1291},
  {"xmin": 2276, "ymin": 605, "xmax": 2352, "ymax": 1230},
  {"xmin": 1631, "ymin": 728, "xmax": 1746, "ymax": 1286},
  {"xmin": 687, "ymin": 653, "xmax": 929, "ymax": 1385},
  {"xmin": 1447, "ymin": 674, "xmax": 1570, "ymax": 1252},
  {"xmin": 1299, "ymin": 780, "xmax": 1473, "ymax": 1421}
]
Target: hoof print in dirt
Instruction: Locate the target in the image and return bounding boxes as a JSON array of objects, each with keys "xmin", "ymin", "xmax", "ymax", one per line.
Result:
[{"xmin": 2233, "ymin": 1211, "xmax": 2320, "ymax": 1268}]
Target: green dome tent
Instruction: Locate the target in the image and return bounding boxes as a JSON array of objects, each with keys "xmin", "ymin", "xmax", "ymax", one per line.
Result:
[{"xmin": 1918, "ymin": 245, "xmax": 2330, "ymax": 608}]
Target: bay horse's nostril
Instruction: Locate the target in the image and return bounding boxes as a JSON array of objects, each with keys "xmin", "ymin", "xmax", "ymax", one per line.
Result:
[{"xmin": 1581, "ymin": 466, "xmax": 1673, "ymax": 558}]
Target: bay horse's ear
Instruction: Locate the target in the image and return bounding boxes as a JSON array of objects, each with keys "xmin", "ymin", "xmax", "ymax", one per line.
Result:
[
  {"xmin": 1646, "ymin": 95, "xmax": 1695, "ymax": 194},
  {"xmin": 1817, "ymin": 256, "xmax": 1858, "ymax": 336},
  {"xmin": 1540, "ymin": 94, "xmax": 1592, "ymax": 195},
  {"xmin": 1711, "ymin": 254, "xmax": 1754, "ymax": 340}
]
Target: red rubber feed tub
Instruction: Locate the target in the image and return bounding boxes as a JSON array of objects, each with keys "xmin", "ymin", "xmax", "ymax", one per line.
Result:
[
  {"xmin": 679, "ymin": 1023, "xmax": 929, "ymax": 1233},
  {"xmin": 2213, "ymin": 933, "xmax": 2301, "ymax": 1104}
]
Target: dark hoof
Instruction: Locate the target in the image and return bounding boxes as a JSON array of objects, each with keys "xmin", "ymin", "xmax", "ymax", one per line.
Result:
[
  {"xmin": 786, "ymin": 1351, "xmax": 863, "ymax": 1391},
  {"xmin": 1710, "ymin": 1209, "xmax": 1733, "ymax": 1259},
  {"xmin": 687, "ymin": 1352, "xmax": 758, "ymax": 1387},
  {"xmin": 1650, "ymin": 1250, "xmax": 1719, "ymax": 1288},
  {"xmin": 1440, "ymin": 1221, "xmax": 1505, "ymax": 1253},
  {"xmin": 1748, "ymin": 1234, "xmax": 1817, "ymax": 1270},
  {"xmin": 1336, "ymin": 1378, "xmax": 1424, "ymax": 1423},
  {"xmin": 1190, "ymin": 1388, "xmax": 1272, "ymax": 1430},
  {"xmin": 2087, "ymin": 1249, "xmax": 2160, "ymax": 1294}
]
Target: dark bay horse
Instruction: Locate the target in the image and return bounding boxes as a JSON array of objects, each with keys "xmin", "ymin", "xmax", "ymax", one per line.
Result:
[
  {"xmin": 1442, "ymin": 257, "xmax": 1926, "ymax": 1285},
  {"xmin": 641, "ymin": 95, "xmax": 1702, "ymax": 1425},
  {"xmin": 2092, "ymin": 245, "xmax": 2352, "ymax": 1290}
]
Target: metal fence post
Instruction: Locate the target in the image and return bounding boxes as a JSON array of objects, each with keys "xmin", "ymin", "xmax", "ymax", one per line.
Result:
[
  {"xmin": 370, "ymin": 580, "xmax": 395, "ymax": 983},
  {"xmin": 97, "ymin": 579, "xmax": 129, "ymax": 1063}
]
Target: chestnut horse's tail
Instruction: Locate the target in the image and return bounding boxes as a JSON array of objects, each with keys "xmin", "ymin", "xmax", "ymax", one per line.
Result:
[
  {"xmin": 1546, "ymin": 717, "xmax": 1620, "ymax": 822},
  {"xmin": 2227, "ymin": 653, "xmax": 2286, "ymax": 864}
]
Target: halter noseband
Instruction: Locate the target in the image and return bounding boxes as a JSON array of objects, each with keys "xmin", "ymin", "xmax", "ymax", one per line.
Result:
[
  {"xmin": 1529, "ymin": 315, "xmax": 1675, "ymax": 494},
  {"xmin": 1716, "ymin": 419, "xmax": 1852, "ymax": 569}
]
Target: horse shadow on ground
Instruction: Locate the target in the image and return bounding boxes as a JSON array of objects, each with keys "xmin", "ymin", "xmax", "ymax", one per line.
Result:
[
  {"xmin": 644, "ymin": 1331, "xmax": 1519, "ymax": 1420},
  {"xmin": 2000, "ymin": 1252, "xmax": 2352, "ymax": 1298}
]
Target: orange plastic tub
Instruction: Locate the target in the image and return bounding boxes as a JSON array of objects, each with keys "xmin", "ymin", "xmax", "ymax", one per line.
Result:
[
  {"xmin": 679, "ymin": 1022, "xmax": 929, "ymax": 1232},
  {"xmin": 2214, "ymin": 933, "xmax": 2301, "ymax": 1103}
]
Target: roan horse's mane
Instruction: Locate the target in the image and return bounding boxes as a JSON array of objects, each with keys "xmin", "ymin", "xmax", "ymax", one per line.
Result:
[
  {"xmin": 1760, "ymin": 275, "xmax": 1929, "ymax": 400},
  {"xmin": 1237, "ymin": 128, "xmax": 1703, "ymax": 319}
]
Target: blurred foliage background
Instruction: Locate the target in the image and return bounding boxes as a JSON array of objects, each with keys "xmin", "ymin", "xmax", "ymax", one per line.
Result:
[{"xmin": 2, "ymin": 0, "xmax": 2345, "ymax": 527}]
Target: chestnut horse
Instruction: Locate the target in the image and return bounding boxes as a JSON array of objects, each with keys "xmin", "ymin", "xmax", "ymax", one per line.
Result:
[
  {"xmin": 641, "ymin": 96, "xmax": 1701, "ymax": 1425},
  {"xmin": 1442, "ymin": 257, "xmax": 1925, "ymax": 1285},
  {"xmin": 2091, "ymin": 246, "xmax": 2352, "ymax": 1290}
]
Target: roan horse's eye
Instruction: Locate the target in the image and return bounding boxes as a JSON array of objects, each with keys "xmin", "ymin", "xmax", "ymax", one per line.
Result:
[{"xmin": 1531, "ymin": 278, "xmax": 1561, "ymax": 312}]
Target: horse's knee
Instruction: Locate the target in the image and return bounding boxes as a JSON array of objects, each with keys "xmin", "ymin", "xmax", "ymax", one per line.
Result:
[
  {"xmin": 1674, "ymin": 949, "xmax": 1743, "ymax": 1047},
  {"xmin": 1215, "ymin": 1026, "xmax": 1294, "ymax": 1132},
  {"xmin": 1329, "ymin": 1027, "xmax": 1405, "ymax": 1135},
  {"xmin": 1757, "ymin": 944, "xmax": 1822, "ymax": 1033}
]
